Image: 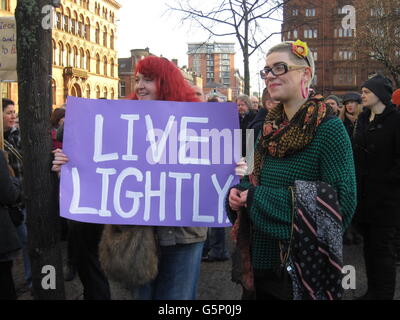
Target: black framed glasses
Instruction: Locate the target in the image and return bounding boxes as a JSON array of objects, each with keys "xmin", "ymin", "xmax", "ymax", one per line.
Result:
[{"xmin": 260, "ymin": 63, "xmax": 306, "ymax": 79}]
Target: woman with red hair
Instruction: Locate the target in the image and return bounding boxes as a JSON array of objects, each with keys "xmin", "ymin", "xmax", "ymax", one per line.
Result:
[
  {"xmin": 130, "ymin": 56, "xmax": 199, "ymax": 103},
  {"xmin": 52, "ymin": 56, "xmax": 207, "ymax": 300}
]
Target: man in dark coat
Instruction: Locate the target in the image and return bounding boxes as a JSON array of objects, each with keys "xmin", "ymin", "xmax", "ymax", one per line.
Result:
[{"xmin": 353, "ymin": 75, "xmax": 400, "ymax": 299}]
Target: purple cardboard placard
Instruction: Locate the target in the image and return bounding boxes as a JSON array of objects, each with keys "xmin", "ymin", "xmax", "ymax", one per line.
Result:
[{"xmin": 60, "ymin": 97, "xmax": 241, "ymax": 227}]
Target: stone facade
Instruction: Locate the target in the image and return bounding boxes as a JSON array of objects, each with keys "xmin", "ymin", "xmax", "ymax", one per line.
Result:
[{"xmin": 1, "ymin": 0, "xmax": 121, "ymax": 108}]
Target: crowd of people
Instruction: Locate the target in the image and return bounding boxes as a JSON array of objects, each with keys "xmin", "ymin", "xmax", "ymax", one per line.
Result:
[{"xmin": 1, "ymin": 39, "xmax": 400, "ymax": 300}]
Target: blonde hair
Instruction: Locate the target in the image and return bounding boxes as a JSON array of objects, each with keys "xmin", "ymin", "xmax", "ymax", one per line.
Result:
[
  {"xmin": 266, "ymin": 41, "xmax": 315, "ymax": 81},
  {"xmin": 339, "ymin": 103, "xmax": 363, "ymax": 121}
]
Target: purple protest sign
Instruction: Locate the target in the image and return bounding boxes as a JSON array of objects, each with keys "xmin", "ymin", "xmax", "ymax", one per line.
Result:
[{"xmin": 60, "ymin": 97, "xmax": 241, "ymax": 227}]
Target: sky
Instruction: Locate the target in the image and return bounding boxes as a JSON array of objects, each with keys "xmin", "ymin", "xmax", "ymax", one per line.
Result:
[{"xmin": 116, "ymin": 0, "xmax": 283, "ymax": 95}]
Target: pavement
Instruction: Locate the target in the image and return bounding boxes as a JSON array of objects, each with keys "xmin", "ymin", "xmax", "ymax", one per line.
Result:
[{"xmin": 14, "ymin": 229, "xmax": 400, "ymax": 300}]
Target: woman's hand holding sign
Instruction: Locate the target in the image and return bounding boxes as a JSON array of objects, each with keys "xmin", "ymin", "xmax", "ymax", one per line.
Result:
[
  {"xmin": 229, "ymin": 158, "xmax": 249, "ymax": 211},
  {"xmin": 52, "ymin": 149, "xmax": 69, "ymax": 176}
]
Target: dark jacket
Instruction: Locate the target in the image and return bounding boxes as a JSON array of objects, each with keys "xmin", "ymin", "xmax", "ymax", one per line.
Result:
[
  {"xmin": 247, "ymin": 108, "xmax": 268, "ymax": 144},
  {"xmin": 0, "ymin": 152, "xmax": 21, "ymax": 260},
  {"xmin": 343, "ymin": 116, "xmax": 355, "ymax": 141},
  {"xmin": 239, "ymin": 111, "xmax": 256, "ymax": 156},
  {"xmin": 353, "ymin": 105, "xmax": 400, "ymax": 226}
]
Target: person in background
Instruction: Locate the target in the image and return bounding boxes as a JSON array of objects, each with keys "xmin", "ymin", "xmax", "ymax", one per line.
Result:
[
  {"xmin": 236, "ymin": 95, "xmax": 256, "ymax": 157},
  {"xmin": 250, "ymin": 96, "xmax": 260, "ymax": 113},
  {"xmin": 2, "ymin": 98, "xmax": 32, "ymax": 292},
  {"xmin": 353, "ymin": 75, "xmax": 400, "ymax": 300},
  {"xmin": 0, "ymin": 150, "xmax": 21, "ymax": 300},
  {"xmin": 193, "ymin": 85, "xmax": 205, "ymax": 102},
  {"xmin": 247, "ymin": 88, "xmax": 279, "ymax": 145},
  {"xmin": 338, "ymin": 92, "xmax": 363, "ymax": 246},
  {"xmin": 340, "ymin": 92, "xmax": 362, "ymax": 139},
  {"xmin": 325, "ymin": 95, "xmax": 342, "ymax": 116},
  {"xmin": 227, "ymin": 40, "xmax": 356, "ymax": 300},
  {"xmin": 50, "ymin": 107, "xmax": 65, "ymax": 151}
]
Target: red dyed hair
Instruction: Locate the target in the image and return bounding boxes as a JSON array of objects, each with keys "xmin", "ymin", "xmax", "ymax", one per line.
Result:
[{"xmin": 129, "ymin": 56, "xmax": 200, "ymax": 102}]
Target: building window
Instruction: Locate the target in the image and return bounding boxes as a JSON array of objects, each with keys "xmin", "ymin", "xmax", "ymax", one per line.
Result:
[
  {"xmin": 52, "ymin": 40, "xmax": 57, "ymax": 65},
  {"xmin": 85, "ymin": 18, "xmax": 91, "ymax": 41},
  {"xmin": 110, "ymin": 30, "xmax": 114, "ymax": 50},
  {"xmin": 305, "ymin": 8, "xmax": 316, "ymax": 17},
  {"xmin": 95, "ymin": 23, "xmax": 100, "ymax": 44},
  {"xmin": 96, "ymin": 86, "xmax": 100, "ymax": 99},
  {"xmin": 221, "ymin": 59, "xmax": 230, "ymax": 66},
  {"xmin": 120, "ymin": 81, "xmax": 126, "ymax": 97},
  {"xmin": 221, "ymin": 65, "xmax": 230, "ymax": 72},
  {"xmin": 56, "ymin": 12, "xmax": 62, "ymax": 29},
  {"xmin": 1, "ymin": 0, "xmax": 9, "ymax": 10},
  {"xmin": 111, "ymin": 88, "xmax": 115, "ymax": 100},
  {"xmin": 292, "ymin": 9, "xmax": 299, "ymax": 16},
  {"xmin": 311, "ymin": 48, "xmax": 317, "ymax": 61},
  {"xmin": 66, "ymin": 44, "xmax": 72, "ymax": 67},
  {"xmin": 103, "ymin": 27, "xmax": 108, "ymax": 47},
  {"xmin": 336, "ymin": 50, "xmax": 354, "ymax": 60},
  {"xmin": 86, "ymin": 50, "xmax": 91, "ymax": 71},
  {"xmin": 103, "ymin": 87, "xmax": 108, "ymax": 99},
  {"xmin": 79, "ymin": 48, "xmax": 85, "ymax": 69},
  {"xmin": 103, "ymin": 56, "xmax": 108, "ymax": 76},
  {"xmin": 293, "ymin": 29, "xmax": 298, "ymax": 39},
  {"xmin": 73, "ymin": 46, "xmax": 78, "ymax": 68},
  {"xmin": 110, "ymin": 58, "xmax": 115, "ymax": 77},
  {"xmin": 63, "ymin": 14, "xmax": 69, "ymax": 32},
  {"xmin": 58, "ymin": 42, "xmax": 64, "ymax": 66},
  {"xmin": 71, "ymin": 12, "xmax": 77, "ymax": 35},
  {"xmin": 334, "ymin": 27, "xmax": 354, "ymax": 38},
  {"xmin": 304, "ymin": 29, "xmax": 317, "ymax": 39},
  {"xmin": 86, "ymin": 84, "xmax": 91, "ymax": 98},
  {"xmin": 96, "ymin": 54, "xmax": 100, "ymax": 74}
]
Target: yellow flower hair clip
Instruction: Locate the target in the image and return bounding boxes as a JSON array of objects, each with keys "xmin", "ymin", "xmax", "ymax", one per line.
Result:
[{"xmin": 292, "ymin": 40, "xmax": 309, "ymax": 59}]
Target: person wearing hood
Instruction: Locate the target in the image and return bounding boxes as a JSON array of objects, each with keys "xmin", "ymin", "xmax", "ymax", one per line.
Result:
[{"xmin": 353, "ymin": 75, "xmax": 400, "ymax": 300}]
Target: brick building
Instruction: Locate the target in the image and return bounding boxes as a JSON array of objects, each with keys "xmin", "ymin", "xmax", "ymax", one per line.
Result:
[
  {"xmin": 282, "ymin": 0, "xmax": 389, "ymax": 96},
  {"xmin": 187, "ymin": 42, "xmax": 243, "ymax": 101}
]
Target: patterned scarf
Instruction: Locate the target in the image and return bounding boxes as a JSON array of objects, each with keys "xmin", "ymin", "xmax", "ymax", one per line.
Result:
[{"xmin": 250, "ymin": 98, "xmax": 334, "ymax": 186}]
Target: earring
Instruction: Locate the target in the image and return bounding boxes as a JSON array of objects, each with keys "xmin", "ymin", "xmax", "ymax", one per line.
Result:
[{"xmin": 301, "ymin": 79, "xmax": 309, "ymax": 99}]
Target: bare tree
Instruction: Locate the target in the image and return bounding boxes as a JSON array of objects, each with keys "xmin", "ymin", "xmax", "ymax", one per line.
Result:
[
  {"xmin": 353, "ymin": 0, "xmax": 400, "ymax": 87},
  {"xmin": 168, "ymin": 0, "xmax": 287, "ymax": 95},
  {"xmin": 15, "ymin": 0, "xmax": 65, "ymax": 299}
]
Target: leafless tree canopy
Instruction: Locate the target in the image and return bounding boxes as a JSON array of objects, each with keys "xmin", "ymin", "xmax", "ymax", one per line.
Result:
[
  {"xmin": 353, "ymin": 0, "xmax": 400, "ymax": 87},
  {"xmin": 168, "ymin": 0, "xmax": 287, "ymax": 95}
]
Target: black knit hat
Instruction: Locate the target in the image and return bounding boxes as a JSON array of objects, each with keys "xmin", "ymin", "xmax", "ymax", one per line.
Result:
[{"xmin": 361, "ymin": 75, "xmax": 393, "ymax": 106}]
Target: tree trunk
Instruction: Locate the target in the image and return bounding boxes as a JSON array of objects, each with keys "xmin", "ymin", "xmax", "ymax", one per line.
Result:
[
  {"xmin": 15, "ymin": 0, "xmax": 65, "ymax": 299},
  {"xmin": 243, "ymin": 52, "xmax": 250, "ymax": 96}
]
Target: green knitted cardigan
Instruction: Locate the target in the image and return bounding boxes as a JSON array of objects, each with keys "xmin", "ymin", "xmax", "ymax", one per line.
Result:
[{"xmin": 231, "ymin": 117, "xmax": 357, "ymax": 271}]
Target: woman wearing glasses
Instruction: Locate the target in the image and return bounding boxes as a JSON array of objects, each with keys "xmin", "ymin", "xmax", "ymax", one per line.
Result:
[{"xmin": 227, "ymin": 40, "xmax": 357, "ymax": 300}]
